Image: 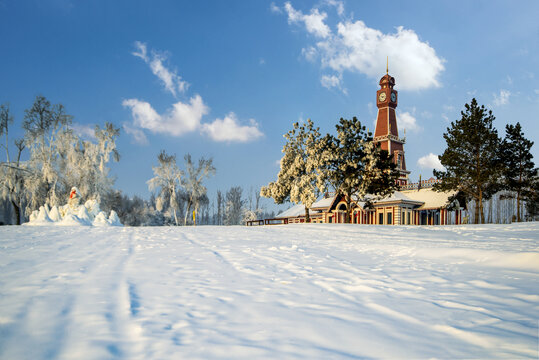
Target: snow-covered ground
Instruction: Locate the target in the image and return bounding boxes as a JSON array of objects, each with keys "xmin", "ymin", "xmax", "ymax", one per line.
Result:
[{"xmin": 0, "ymin": 223, "xmax": 538, "ymax": 359}]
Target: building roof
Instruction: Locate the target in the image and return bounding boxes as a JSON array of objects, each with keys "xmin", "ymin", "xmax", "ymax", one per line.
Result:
[
  {"xmin": 401, "ymin": 188, "xmax": 457, "ymax": 210},
  {"xmin": 373, "ymin": 191, "xmax": 424, "ymax": 206},
  {"xmin": 275, "ymin": 204, "xmax": 305, "ymax": 219},
  {"xmin": 310, "ymin": 196, "xmax": 337, "ymax": 210}
]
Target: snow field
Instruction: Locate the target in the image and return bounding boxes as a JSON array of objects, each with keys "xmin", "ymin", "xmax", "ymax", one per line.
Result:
[{"xmin": 0, "ymin": 223, "xmax": 538, "ymax": 359}]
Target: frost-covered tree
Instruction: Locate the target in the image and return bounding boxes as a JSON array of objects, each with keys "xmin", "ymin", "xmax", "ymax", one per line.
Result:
[
  {"xmin": 182, "ymin": 154, "xmax": 215, "ymax": 225},
  {"xmin": 261, "ymin": 119, "xmax": 325, "ymax": 222},
  {"xmin": 0, "ymin": 103, "xmax": 27, "ymax": 224},
  {"xmin": 322, "ymin": 117, "xmax": 399, "ymax": 223},
  {"xmin": 22, "ymin": 95, "xmax": 74, "ymax": 211},
  {"xmin": 224, "ymin": 186, "xmax": 244, "ymax": 225},
  {"xmin": 147, "ymin": 150, "xmax": 184, "ymax": 225},
  {"xmin": 1, "ymin": 97, "xmax": 121, "ymax": 222},
  {"xmin": 62, "ymin": 122, "xmax": 120, "ymax": 205}
]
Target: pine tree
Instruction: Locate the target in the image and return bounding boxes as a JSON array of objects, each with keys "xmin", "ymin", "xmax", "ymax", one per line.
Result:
[
  {"xmin": 433, "ymin": 98, "xmax": 502, "ymax": 224},
  {"xmin": 501, "ymin": 122, "xmax": 536, "ymax": 222},
  {"xmin": 525, "ymin": 172, "xmax": 539, "ymax": 220},
  {"xmin": 322, "ymin": 117, "xmax": 399, "ymax": 223},
  {"xmin": 261, "ymin": 119, "xmax": 325, "ymax": 222}
]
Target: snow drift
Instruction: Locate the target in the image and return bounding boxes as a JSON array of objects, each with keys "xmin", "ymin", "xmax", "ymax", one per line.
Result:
[{"xmin": 26, "ymin": 199, "xmax": 122, "ymax": 226}]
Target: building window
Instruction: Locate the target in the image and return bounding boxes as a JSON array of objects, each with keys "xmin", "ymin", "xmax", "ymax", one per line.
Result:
[
  {"xmin": 407, "ymin": 212, "xmax": 411, "ymax": 225},
  {"xmin": 402, "ymin": 211, "xmax": 405, "ymax": 225},
  {"xmin": 387, "ymin": 212, "xmax": 392, "ymax": 225},
  {"xmin": 379, "ymin": 212, "xmax": 384, "ymax": 225},
  {"xmin": 328, "ymin": 216, "xmax": 333, "ymax": 223}
]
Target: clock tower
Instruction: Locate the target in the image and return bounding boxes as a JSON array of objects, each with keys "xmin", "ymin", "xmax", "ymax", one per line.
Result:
[{"xmin": 374, "ymin": 64, "xmax": 409, "ymax": 185}]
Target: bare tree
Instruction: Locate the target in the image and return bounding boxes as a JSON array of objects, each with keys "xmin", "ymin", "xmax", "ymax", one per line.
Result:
[
  {"xmin": 147, "ymin": 150, "xmax": 183, "ymax": 225},
  {"xmin": 0, "ymin": 104, "xmax": 26, "ymax": 224},
  {"xmin": 182, "ymin": 154, "xmax": 215, "ymax": 225}
]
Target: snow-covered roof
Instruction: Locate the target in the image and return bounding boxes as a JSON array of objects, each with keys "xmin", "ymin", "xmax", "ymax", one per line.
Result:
[
  {"xmin": 275, "ymin": 204, "xmax": 305, "ymax": 219},
  {"xmin": 401, "ymin": 188, "xmax": 457, "ymax": 210},
  {"xmin": 310, "ymin": 196, "xmax": 337, "ymax": 210},
  {"xmin": 374, "ymin": 191, "xmax": 424, "ymax": 205}
]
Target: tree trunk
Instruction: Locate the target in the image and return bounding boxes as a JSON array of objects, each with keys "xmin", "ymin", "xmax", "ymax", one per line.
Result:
[
  {"xmin": 11, "ymin": 200, "xmax": 21, "ymax": 225},
  {"xmin": 345, "ymin": 191, "xmax": 352, "ymax": 223},
  {"xmin": 474, "ymin": 199, "xmax": 480, "ymax": 224},
  {"xmin": 173, "ymin": 209, "xmax": 179, "ymax": 226},
  {"xmin": 304, "ymin": 206, "xmax": 310, "ymax": 223},
  {"xmin": 516, "ymin": 191, "xmax": 521, "ymax": 222},
  {"xmin": 184, "ymin": 199, "xmax": 192, "ymax": 226}
]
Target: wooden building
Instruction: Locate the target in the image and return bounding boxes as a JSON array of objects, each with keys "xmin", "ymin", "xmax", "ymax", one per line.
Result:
[{"xmin": 257, "ymin": 68, "xmax": 463, "ymax": 226}]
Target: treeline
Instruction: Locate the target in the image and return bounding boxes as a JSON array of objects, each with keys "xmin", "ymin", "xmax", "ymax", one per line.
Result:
[
  {"xmin": 0, "ymin": 96, "xmax": 275, "ymax": 226},
  {"xmin": 110, "ymin": 186, "xmax": 276, "ymax": 227},
  {"xmin": 434, "ymin": 98, "xmax": 538, "ymax": 223}
]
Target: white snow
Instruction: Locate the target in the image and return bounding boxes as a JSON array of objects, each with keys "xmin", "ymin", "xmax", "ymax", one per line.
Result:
[
  {"xmin": 0, "ymin": 223, "xmax": 537, "ymax": 359},
  {"xmin": 25, "ymin": 199, "xmax": 122, "ymax": 227}
]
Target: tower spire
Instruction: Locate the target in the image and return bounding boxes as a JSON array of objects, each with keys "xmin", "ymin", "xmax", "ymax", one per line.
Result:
[{"xmin": 386, "ymin": 56, "xmax": 388, "ymax": 74}]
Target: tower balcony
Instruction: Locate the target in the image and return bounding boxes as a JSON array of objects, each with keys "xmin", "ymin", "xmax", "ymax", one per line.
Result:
[{"xmin": 373, "ymin": 134, "xmax": 406, "ymax": 144}]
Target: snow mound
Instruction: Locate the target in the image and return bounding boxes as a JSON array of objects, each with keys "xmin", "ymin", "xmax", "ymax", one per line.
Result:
[
  {"xmin": 25, "ymin": 196, "xmax": 122, "ymax": 227},
  {"xmin": 26, "ymin": 206, "xmax": 54, "ymax": 225}
]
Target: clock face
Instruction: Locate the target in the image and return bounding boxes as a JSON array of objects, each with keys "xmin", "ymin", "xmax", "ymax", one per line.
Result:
[
  {"xmin": 378, "ymin": 92, "xmax": 386, "ymax": 102},
  {"xmin": 391, "ymin": 92, "xmax": 397, "ymax": 102}
]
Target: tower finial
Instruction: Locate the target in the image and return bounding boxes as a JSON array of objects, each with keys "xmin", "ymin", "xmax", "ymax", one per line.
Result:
[{"xmin": 386, "ymin": 56, "xmax": 388, "ymax": 74}]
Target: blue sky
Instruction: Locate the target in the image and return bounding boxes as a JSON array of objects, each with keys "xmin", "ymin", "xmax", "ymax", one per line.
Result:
[{"xmin": 1, "ymin": 0, "xmax": 538, "ymax": 211}]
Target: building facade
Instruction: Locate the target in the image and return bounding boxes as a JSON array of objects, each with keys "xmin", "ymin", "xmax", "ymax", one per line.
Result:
[{"xmin": 261, "ymin": 70, "xmax": 463, "ymax": 226}]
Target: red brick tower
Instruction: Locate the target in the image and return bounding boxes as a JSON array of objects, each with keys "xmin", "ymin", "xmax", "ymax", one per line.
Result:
[{"xmin": 374, "ymin": 63, "xmax": 409, "ymax": 185}]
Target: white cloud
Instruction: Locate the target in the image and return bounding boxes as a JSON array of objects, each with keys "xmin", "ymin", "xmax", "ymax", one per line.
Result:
[
  {"xmin": 493, "ymin": 89, "xmax": 510, "ymax": 106},
  {"xmin": 417, "ymin": 153, "xmax": 445, "ymax": 171},
  {"xmin": 122, "ymin": 122, "xmax": 149, "ymax": 145},
  {"xmin": 122, "ymin": 95, "xmax": 209, "ymax": 137},
  {"xmin": 284, "ymin": 2, "xmax": 331, "ymax": 39},
  {"xmin": 320, "ymin": 74, "xmax": 347, "ymax": 94},
  {"xmin": 301, "ymin": 46, "xmax": 317, "ymax": 62},
  {"xmin": 70, "ymin": 123, "xmax": 96, "ymax": 140},
  {"xmin": 282, "ymin": 3, "xmax": 445, "ymax": 91},
  {"xmin": 202, "ymin": 112, "xmax": 263, "ymax": 143},
  {"xmin": 132, "ymin": 41, "xmax": 189, "ymax": 97},
  {"xmin": 398, "ymin": 111, "xmax": 420, "ymax": 132},
  {"xmin": 270, "ymin": 2, "xmax": 282, "ymax": 13},
  {"xmin": 324, "ymin": 0, "xmax": 344, "ymax": 16}
]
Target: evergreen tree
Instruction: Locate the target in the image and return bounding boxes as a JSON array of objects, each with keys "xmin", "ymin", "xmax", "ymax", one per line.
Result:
[
  {"xmin": 261, "ymin": 119, "xmax": 325, "ymax": 222},
  {"xmin": 322, "ymin": 117, "xmax": 399, "ymax": 223},
  {"xmin": 433, "ymin": 98, "xmax": 502, "ymax": 224},
  {"xmin": 525, "ymin": 172, "xmax": 539, "ymax": 220},
  {"xmin": 501, "ymin": 122, "xmax": 536, "ymax": 222}
]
